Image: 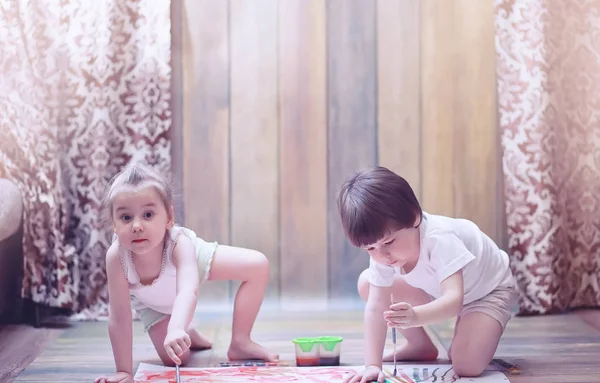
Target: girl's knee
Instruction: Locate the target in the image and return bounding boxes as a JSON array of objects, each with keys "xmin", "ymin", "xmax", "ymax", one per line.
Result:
[
  {"xmin": 179, "ymin": 350, "xmax": 191, "ymax": 365},
  {"xmin": 159, "ymin": 354, "xmax": 173, "ymax": 366},
  {"xmin": 253, "ymin": 250, "xmax": 269, "ymax": 269},
  {"xmin": 246, "ymin": 250, "xmax": 270, "ymax": 279},
  {"xmin": 160, "ymin": 349, "xmax": 190, "ymax": 367}
]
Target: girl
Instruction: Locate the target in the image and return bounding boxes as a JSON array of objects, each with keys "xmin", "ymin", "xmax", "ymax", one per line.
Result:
[
  {"xmin": 95, "ymin": 163, "xmax": 278, "ymax": 383},
  {"xmin": 337, "ymin": 166, "xmax": 517, "ymax": 383}
]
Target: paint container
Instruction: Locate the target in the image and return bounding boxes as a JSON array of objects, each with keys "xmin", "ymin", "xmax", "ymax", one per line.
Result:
[
  {"xmin": 317, "ymin": 336, "xmax": 343, "ymax": 366},
  {"xmin": 292, "ymin": 337, "xmax": 320, "ymax": 366}
]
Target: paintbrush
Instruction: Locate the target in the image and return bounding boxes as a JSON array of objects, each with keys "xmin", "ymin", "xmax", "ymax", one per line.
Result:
[
  {"xmin": 383, "ymin": 369, "xmax": 408, "ymax": 383},
  {"xmin": 175, "ymin": 363, "xmax": 181, "ymax": 383},
  {"xmin": 392, "ymin": 327, "xmax": 397, "ymax": 376},
  {"xmin": 391, "ymin": 293, "xmax": 397, "ymax": 377},
  {"xmin": 492, "ymin": 358, "xmax": 521, "ymax": 375}
]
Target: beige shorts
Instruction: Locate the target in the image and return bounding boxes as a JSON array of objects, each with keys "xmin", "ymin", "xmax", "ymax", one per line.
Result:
[
  {"xmin": 194, "ymin": 237, "xmax": 219, "ymax": 284},
  {"xmin": 133, "ymin": 238, "xmax": 219, "ymax": 333},
  {"xmin": 458, "ymin": 284, "xmax": 518, "ymax": 330}
]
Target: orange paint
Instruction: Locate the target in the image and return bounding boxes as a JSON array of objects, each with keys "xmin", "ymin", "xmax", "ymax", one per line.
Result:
[{"xmin": 295, "ymin": 356, "xmax": 320, "ymax": 367}]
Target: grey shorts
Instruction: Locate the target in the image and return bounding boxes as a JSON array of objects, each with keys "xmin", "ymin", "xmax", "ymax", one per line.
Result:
[
  {"xmin": 458, "ymin": 284, "xmax": 518, "ymax": 330},
  {"xmin": 133, "ymin": 239, "xmax": 219, "ymax": 333}
]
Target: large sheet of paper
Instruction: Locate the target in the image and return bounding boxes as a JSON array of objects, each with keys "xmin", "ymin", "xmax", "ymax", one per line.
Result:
[{"xmin": 134, "ymin": 362, "xmax": 510, "ymax": 382}]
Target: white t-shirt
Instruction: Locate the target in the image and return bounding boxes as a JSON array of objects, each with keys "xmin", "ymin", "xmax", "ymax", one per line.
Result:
[{"xmin": 368, "ymin": 212, "xmax": 514, "ymax": 305}]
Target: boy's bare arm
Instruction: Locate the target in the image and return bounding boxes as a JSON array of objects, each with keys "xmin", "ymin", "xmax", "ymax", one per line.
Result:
[
  {"xmin": 412, "ymin": 270, "xmax": 464, "ymax": 326},
  {"xmin": 106, "ymin": 244, "xmax": 134, "ymax": 374},
  {"xmin": 364, "ymin": 284, "xmax": 393, "ymax": 368}
]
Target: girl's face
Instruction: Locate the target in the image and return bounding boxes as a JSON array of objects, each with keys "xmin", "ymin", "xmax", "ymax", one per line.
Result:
[
  {"xmin": 364, "ymin": 220, "xmax": 421, "ymax": 270},
  {"xmin": 111, "ymin": 184, "xmax": 173, "ymax": 256}
]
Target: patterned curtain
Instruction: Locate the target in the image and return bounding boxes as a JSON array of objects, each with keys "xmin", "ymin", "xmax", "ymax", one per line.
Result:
[
  {"xmin": 0, "ymin": 1, "xmax": 172, "ymax": 317},
  {"xmin": 495, "ymin": 0, "xmax": 600, "ymax": 314}
]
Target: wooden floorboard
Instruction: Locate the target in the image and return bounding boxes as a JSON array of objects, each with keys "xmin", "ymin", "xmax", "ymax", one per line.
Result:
[
  {"xmin": 0, "ymin": 324, "xmax": 62, "ymax": 383},
  {"xmin": 575, "ymin": 308, "xmax": 600, "ymax": 332},
  {"xmin": 430, "ymin": 312, "xmax": 600, "ymax": 382},
  {"xmin": 7, "ymin": 306, "xmax": 600, "ymax": 382}
]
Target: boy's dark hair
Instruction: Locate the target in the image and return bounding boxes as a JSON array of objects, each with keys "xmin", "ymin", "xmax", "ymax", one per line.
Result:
[{"xmin": 336, "ymin": 166, "xmax": 423, "ymax": 247}]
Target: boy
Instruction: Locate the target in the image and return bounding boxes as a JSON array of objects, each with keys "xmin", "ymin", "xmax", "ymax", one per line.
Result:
[{"xmin": 337, "ymin": 166, "xmax": 516, "ymax": 383}]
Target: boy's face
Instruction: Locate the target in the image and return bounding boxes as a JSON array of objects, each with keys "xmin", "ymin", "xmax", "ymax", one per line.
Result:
[{"xmin": 363, "ymin": 226, "xmax": 420, "ymax": 269}]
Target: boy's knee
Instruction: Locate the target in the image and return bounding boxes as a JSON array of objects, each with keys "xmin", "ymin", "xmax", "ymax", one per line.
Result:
[{"xmin": 451, "ymin": 355, "xmax": 487, "ymax": 377}]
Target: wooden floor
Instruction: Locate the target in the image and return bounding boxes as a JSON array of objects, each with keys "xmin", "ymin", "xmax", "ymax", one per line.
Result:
[
  {"xmin": 0, "ymin": 324, "xmax": 62, "ymax": 382},
  {"xmin": 3, "ymin": 305, "xmax": 600, "ymax": 382}
]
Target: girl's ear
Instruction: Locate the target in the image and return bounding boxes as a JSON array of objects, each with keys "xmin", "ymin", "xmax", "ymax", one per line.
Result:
[{"xmin": 167, "ymin": 205, "xmax": 175, "ymax": 229}]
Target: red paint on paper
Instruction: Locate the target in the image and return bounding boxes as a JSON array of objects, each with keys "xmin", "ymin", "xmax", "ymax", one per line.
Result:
[{"xmin": 136, "ymin": 366, "xmax": 358, "ymax": 382}]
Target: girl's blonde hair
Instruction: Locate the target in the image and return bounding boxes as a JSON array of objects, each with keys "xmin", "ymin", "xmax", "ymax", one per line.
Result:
[{"xmin": 103, "ymin": 162, "xmax": 173, "ymax": 222}]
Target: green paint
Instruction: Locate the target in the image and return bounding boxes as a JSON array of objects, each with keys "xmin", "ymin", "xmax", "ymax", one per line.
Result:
[
  {"xmin": 317, "ymin": 336, "xmax": 343, "ymax": 351},
  {"xmin": 292, "ymin": 336, "xmax": 344, "ymax": 352},
  {"xmin": 292, "ymin": 337, "xmax": 318, "ymax": 352}
]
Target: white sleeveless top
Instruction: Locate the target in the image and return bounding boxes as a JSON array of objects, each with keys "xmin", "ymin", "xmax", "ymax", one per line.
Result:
[{"xmin": 116, "ymin": 226, "xmax": 187, "ymax": 314}]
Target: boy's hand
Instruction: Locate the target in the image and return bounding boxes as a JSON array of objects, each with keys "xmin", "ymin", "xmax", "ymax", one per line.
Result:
[
  {"xmin": 385, "ymin": 302, "xmax": 418, "ymax": 328},
  {"xmin": 94, "ymin": 372, "xmax": 133, "ymax": 383},
  {"xmin": 164, "ymin": 327, "xmax": 191, "ymax": 365},
  {"xmin": 343, "ymin": 365, "xmax": 386, "ymax": 383}
]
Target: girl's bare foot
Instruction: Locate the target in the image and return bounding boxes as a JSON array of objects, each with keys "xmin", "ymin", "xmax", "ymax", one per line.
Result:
[
  {"xmin": 227, "ymin": 339, "xmax": 279, "ymax": 362},
  {"xmin": 382, "ymin": 339, "xmax": 438, "ymax": 362},
  {"xmin": 187, "ymin": 328, "xmax": 213, "ymax": 350}
]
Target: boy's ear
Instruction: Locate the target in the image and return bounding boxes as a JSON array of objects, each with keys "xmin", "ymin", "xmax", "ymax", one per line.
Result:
[{"xmin": 413, "ymin": 213, "xmax": 422, "ymax": 228}]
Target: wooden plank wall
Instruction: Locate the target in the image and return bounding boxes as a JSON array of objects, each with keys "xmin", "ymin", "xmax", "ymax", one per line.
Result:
[
  {"xmin": 177, "ymin": 0, "xmax": 501, "ymax": 307},
  {"xmin": 279, "ymin": 0, "xmax": 328, "ymax": 309},
  {"xmin": 326, "ymin": 0, "xmax": 377, "ymax": 300}
]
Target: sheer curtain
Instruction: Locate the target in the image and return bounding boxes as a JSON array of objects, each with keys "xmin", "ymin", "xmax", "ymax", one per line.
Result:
[
  {"xmin": 495, "ymin": 0, "xmax": 600, "ymax": 314},
  {"xmin": 0, "ymin": 0, "xmax": 172, "ymax": 317}
]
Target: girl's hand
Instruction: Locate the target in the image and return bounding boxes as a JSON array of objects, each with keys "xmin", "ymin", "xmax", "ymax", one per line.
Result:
[
  {"xmin": 94, "ymin": 372, "xmax": 133, "ymax": 383},
  {"xmin": 343, "ymin": 365, "xmax": 386, "ymax": 383},
  {"xmin": 385, "ymin": 301, "xmax": 418, "ymax": 328},
  {"xmin": 164, "ymin": 327, "xmax": 191, "ymax": 365}
]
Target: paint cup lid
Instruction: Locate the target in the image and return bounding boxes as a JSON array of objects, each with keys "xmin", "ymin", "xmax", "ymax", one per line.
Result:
[
  {"xmin": 292, "ymin": 337, "xmax": 318, "ymax": 352},
  {"xmin": 317, "ymin": 336, "xmax": 343, "ymax": 351}
]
